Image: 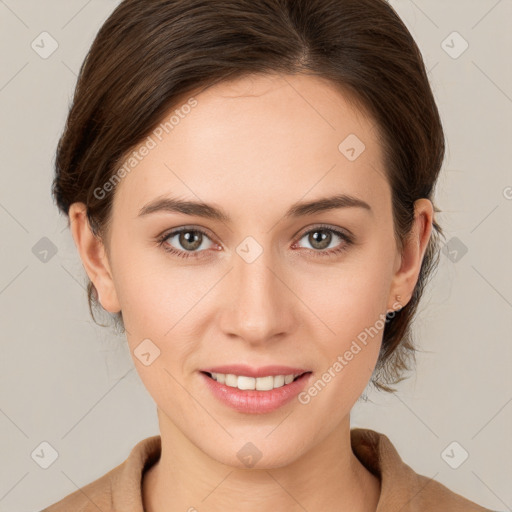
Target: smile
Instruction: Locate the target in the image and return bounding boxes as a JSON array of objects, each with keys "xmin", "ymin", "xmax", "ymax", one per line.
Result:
[{"xmin": 200, "ymin": 370, "xmax": 313, "ymax": 414}]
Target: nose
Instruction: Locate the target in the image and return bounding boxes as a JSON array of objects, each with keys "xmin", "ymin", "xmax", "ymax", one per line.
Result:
[{"xmin": 218, "ymin": 246, "xmax": 298, "ymax": 347}]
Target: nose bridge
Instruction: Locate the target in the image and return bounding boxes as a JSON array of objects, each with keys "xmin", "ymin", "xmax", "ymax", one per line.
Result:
[{"xmin": 220, "ymin": 241, "xmax": 294, "ymax": 344}]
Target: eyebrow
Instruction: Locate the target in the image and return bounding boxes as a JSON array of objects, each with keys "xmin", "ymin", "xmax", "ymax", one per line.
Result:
[{"xmin": 137, "ymin": 193, "xmax": 372, "ymax": 222}]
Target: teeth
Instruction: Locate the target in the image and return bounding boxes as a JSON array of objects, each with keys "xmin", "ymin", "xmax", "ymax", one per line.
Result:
[
  {"xmin": 284, "ymin": 374, "xmax": 294, "ymax": 385},
  {"xmin": 210, "ymin": 372, "xmax": 303, "ymax": 391}
]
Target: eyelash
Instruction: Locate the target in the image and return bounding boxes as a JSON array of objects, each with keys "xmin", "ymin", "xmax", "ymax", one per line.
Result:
[{"xmin": 156, "ymin": 224, "xmax": 354, "ymax": 260}]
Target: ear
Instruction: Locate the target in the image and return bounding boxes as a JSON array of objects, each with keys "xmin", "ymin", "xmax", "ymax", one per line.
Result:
[
  {"xmin": 387, "ymin": 198, "xmax": 433, "ymax": 312},
  {"xmin": 68, "ymin": 202, "xmax": 121, "ymax": 314}
]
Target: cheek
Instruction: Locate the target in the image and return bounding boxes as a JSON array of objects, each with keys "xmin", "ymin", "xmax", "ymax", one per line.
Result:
[
  {"xmin": 294, "ymin": 267, "xmax": 389, "ymax": 419},
  {"xmin": 294, "ymin": 243, "xmax": 393, "ymax": 384},
  {"xmin": 110, "ymin": 250, "xmax": 206, "ymax": 384},
  {"xmin": 301, "ymin": 247, "xmax": 393, "ymax": 337},
  {"xmin": 109, "ymin": 242, "xmax": 185, "ymax": 334}
]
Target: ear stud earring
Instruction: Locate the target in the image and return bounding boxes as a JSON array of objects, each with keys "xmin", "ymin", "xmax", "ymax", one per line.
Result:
[{"xmin": 387, "ymin": 294, "xmax": 402, "ymax": 314}]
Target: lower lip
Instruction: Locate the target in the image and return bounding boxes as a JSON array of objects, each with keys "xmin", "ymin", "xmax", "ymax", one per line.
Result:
[{"xmin": 200, "ymin": 371, "xmax": 312, "ymax": 414}]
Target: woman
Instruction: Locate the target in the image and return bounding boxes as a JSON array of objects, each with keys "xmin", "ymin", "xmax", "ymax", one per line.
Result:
[{"xmin": 42, "ymin": 0, "xmax": 496, "ymax": 510}]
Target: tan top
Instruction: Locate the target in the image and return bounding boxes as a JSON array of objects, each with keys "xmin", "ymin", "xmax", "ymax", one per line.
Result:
[{"xmin": 40, "ymin": 428, "xmax": 495, "ymax": 511}]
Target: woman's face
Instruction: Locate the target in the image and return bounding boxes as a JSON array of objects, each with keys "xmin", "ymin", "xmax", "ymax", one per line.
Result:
[{"xmin": 75, "ymin": 73, "xmax": 427, "ymax": 468}]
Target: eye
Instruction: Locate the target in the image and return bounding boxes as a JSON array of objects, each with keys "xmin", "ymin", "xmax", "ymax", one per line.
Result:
[
  {"xmin": 157, "ymin": 224, "xmax": 354, "ymax": 260},
  {"xmin": 293, "ymin": 225, "xmax": 354, "ymax": 257},
  {"xmin": 157, "ymin": 227, "xmax": 217, "ymax": 259}
]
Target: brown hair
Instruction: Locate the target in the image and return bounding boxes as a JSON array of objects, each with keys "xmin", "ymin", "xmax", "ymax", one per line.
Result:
[{"xmin": 52, "ymin": 0, "xmax": 445, "ymax": 393}]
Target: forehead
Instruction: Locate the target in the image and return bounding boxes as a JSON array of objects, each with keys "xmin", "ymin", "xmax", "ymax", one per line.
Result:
[{"xmin": 112, "ymin": 73, "xmax": 389, "ymax": 218}]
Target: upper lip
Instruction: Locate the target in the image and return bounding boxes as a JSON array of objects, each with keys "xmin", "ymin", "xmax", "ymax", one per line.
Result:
[{"xmin": 200, "ymin": 365, "xmax": 311, "ymax": 378}]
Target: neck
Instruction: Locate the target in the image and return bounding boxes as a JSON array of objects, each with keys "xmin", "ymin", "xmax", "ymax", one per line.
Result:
[{"xmin": 142, "ymin": 410, "xmax": 380, "ymax": 512}]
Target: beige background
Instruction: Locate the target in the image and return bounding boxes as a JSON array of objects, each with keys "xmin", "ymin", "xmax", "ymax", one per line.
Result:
[{"xmin": 0, "ymin": 1, "xmax": 511, "ymax": 510}]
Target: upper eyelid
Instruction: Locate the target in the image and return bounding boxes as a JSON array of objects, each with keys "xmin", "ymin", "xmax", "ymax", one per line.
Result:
[
  {"xmin": 162, "ymin": 225, "xmax": 217, "ymax": 241},
  {"xmin": 295, "ymin": 223, "xmax": 350, "ymax": 238}
]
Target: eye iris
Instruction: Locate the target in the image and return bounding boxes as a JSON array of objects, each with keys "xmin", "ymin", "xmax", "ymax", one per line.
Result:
[
  {"xmin": 180, "ymin": 231, "xmax": 202, "ymax": 251},
  {"xmin": 309, "ymin": 230, "xmax": 331, "ymax": 250}
]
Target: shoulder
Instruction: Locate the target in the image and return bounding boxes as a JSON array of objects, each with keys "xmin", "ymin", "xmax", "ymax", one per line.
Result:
[
  {"xmin": 38, "ymin": 467, "xmax": 116, "ymax": 512},
  {"xmin": 350, "ymin": 427, "xmax": 497, "ymax": 511},
  {"xmin": 39, "ymin": 435, "xmax": 161, "ymax": 512}
]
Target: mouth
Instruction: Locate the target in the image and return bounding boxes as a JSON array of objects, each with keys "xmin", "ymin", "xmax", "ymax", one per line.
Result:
[
  {"xmin": 198, "ymin": 364, "xmax": 313, "ymax": 414},
  {"xmin": 200, "ymin": 370, "xmax": 311, "ymax": 391},
  {"xmin": 199, "ymin": 369, "xmax": 313, "ymax": 414}
]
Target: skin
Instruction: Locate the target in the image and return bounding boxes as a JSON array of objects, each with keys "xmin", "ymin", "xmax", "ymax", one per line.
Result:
[{"xmin": 69, "ymin": 73, "xmax": 433, "ymax": 512}]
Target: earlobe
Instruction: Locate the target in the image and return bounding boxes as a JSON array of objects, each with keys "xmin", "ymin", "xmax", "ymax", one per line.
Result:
[
  {"xmin": 68, "ymin": 203, "xmax": 121, "ymax": 313},
  {"xmin": 387, "ymin": 198, "xmax": 433, "ymax": 311}
]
